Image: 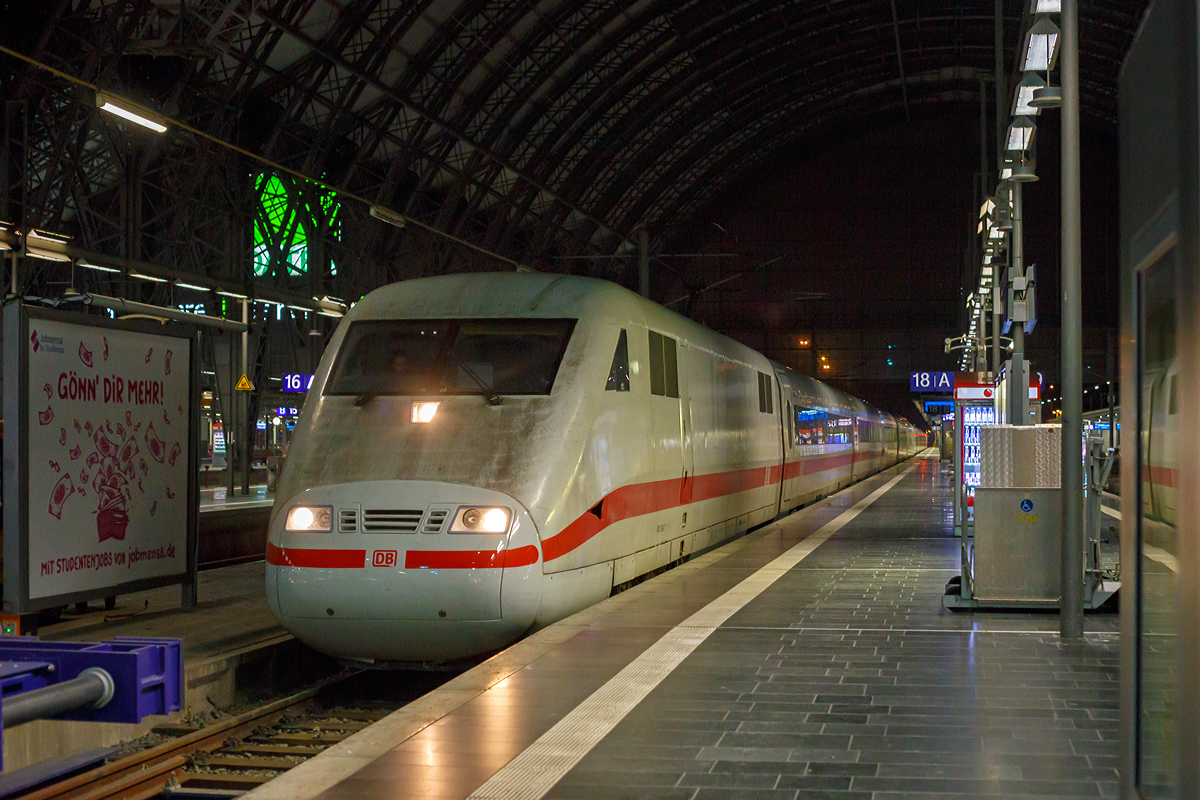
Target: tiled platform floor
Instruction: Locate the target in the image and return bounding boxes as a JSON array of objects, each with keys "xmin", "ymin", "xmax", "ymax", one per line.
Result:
[{"xmin": 258, "ymin": 454, "xmax": 1119, "ymax": 800}]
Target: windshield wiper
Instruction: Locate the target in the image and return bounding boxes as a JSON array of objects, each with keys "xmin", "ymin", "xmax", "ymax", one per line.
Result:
[
  {"xmin": 447, "ymin": 350, "xmax": 503, "ymax": 406},
  {"xmin": 354, "ymin": 381, "xmax": 385, "ymax": 406}
]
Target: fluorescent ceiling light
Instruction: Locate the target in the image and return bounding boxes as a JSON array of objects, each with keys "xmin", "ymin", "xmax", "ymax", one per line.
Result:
[
  {"xmin": 96, "ymin": 93, "xmax": 168, "ymax": 133},
  {"xmin": 175, "ymin": 281, "xmax": 210, "ymax": 291},
  {"xmin": 216, "ymin": 289, "xmax": 248, "ymax": 299},
  {"xmin": 1032, "ymin": 0, "xmax": 1060, "ymax": 13},
  {"xmin": 79, "ymin": 261, "xmax": 120, "ymax": 273},
  {"xmin": 256, "ymin": 298, "xmax": 284, "ymax": 307},
  {"xmin": 1006, "ymin": 117, "xmax": 1036, "ymax": 151},
  {"xmin": 982, "ymin": 266, "xmax": 994, "ymax": 277},
  {"xmin": 25, "ymin": 229, "xmax": 71, "ymax": 262},
  {"xmin": 369, "ymin": 205, "xmax": 407, "ymax": 229},
  {"xmin": 129, "ymin": 270, "xmax": 166, "ymax": 283},
  {"xmin": 1023, "ymin": 18, "xmax": 1061, "ymax": 72}
]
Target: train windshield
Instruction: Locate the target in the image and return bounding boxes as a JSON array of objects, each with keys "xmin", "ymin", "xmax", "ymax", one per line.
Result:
[{"xmin": 325, "ymin": 318, "xmax": 576, "ymax": 398}]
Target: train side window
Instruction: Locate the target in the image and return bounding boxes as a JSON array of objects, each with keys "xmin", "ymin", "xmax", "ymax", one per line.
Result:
[
  {"xmin": 663, "ymin": 336, "xmax": 679, "ymax": 398},
  {"xmin": 788, "ymin": 402, "xmax": 794, "ymax": 446},
  {"xmin": 756, "ymin": 372, "xmax": 773, "ymax": 414},
  {"xmin": 1169, "ymin": 375, "xmax": 1177, "ymax": 415},
  {"xmin": 648, "ymin": 330, "xmax": 665, "ymax": 395},
  {"xmin": 648, "ymin": 330, "xmax": 678, "ymax": 397},
  {"xmin": 606, "ymin": 329, "xmax": 630, "ymax": 391},
  {"xmin": 766, "ymin": 376, "xmax": 773, "ymax": 414}
]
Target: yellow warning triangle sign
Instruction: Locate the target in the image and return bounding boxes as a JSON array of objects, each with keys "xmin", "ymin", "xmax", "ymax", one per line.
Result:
[{"xmin": 234, "ymin": 374, "xmax": 255, "ymax": 391}]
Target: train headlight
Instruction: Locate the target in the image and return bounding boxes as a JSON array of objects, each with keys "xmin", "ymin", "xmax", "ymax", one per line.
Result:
[
  {"xmin": 451, "ymin": 506, "xmax": 511, "ymax": 534},
  {"xmin": 411, "ymin": 401, "xmax": 440, "ymax": 423},
  {"xmin": 285, "ymin": 505, "xmax": 332, "ymax": 532}
]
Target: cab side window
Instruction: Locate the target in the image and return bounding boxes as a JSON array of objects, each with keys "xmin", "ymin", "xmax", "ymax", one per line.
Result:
[
  {"xmin": 757, "ymin": 372, "xmax": 774, "ymax": 413},
  {"xmin": 648, "ymin": 330, "xmax": 679, "ymax": 398},
  {"xmin": 605, "ymin": 329, "xmax": 631, "ymax": 391}
]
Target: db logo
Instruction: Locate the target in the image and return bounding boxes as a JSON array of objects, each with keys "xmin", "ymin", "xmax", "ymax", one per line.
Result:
[
  {"xmin": 984, "ymin": 388, "xmax": 994, "ymax": 398},
  {"xmin": 371, "ymin": 550, "xmax": 398, "ymax": 567}
]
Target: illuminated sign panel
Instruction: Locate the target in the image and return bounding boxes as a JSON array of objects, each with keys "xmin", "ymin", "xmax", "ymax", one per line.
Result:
[{"xmin": 281, "ymin": 374, "xmax": 314, "ymax": 392}]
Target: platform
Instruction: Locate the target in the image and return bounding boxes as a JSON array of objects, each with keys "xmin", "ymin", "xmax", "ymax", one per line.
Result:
[
  {"xmin": 201, "ymin": 483, "xmax": 275, "ymax": 512},
  {"xmin": 249, "ymin": 451, "xmax": 1119, "ymax": 800}
]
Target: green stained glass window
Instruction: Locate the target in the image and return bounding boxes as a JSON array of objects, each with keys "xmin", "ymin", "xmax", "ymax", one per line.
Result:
[{"xmin": 253, "ymin": 175, "xmax": 340, "ymax": 277}]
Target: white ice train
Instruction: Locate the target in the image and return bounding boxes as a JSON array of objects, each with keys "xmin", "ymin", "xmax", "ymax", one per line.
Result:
[{"xmin": 265, "ymin": 274, "xmax": 924, "ymax": 664}]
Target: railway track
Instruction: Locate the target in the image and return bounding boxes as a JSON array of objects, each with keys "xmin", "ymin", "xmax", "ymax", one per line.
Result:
[{"xmin": 20, "ymin": 672, "xmax": 387, "ymax": 800}]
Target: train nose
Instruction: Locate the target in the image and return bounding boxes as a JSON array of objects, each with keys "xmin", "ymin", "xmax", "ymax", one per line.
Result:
[{"xmin": 265, "ymin": 480, "xmax": 543, "ymax": 663}]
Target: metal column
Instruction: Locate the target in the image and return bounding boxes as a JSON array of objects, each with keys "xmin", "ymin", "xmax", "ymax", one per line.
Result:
[
  {"xmin": 980, "ymin": 81, "xmax": 990, "ymax": 373},
  {"xmin": 994, "ymin": 0, "xmax": 1005, "ymax": 169},
  {"xmin": 240, "ymin": 299, "xmax": 250, "ymax": 496},
  {"xmin": 1060, "ymin": 0, "xmax": 1085, "ymax": 640},
  {"xmin": 1009, "ymin": 182, "xmax": 1028, "ymax": 426}
]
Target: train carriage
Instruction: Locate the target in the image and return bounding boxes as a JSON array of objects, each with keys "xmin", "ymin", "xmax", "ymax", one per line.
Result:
[{"xmin": 265, "ymin": 273, "xmax": 924, "ymax": 665}]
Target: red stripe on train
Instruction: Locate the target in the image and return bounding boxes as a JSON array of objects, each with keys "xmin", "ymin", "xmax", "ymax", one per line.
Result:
[
  {"xmin": 542, "ymin": 450, "xmax": 878, "ymax": 562},
  {"xmin": 266, "ymin": 542, "xmax": 365, "ymax": 569},
  {"xmin": 269, "ymin": 542, "xmax": 540, "ymax": 570},
  {"xmin": 1142, "ymin": 465, "xmax": 1176, "ymax": 489},
  {"xmin": 404, "ymin": 545, "xmax": 540, "ymax": 570}
]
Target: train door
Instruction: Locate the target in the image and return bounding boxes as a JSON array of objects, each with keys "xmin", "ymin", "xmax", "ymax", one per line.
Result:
[
  {"xmin": 773, "ymin": 371, "xmax": 790, "ymax": 510},
  {"xmin": 647, "ymin": 330, "xmax": 686, "ymax": 506},
  {"xmin": 850, "ymin": 412, "xmax": 859, "ymax": 482},
  {"xmin": 679, "ymin": 347, "xmax": 694, "ymax": 507}
]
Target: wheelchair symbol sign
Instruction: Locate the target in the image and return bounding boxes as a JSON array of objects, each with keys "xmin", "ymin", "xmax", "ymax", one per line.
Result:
[{"xmin": 1020, "ymin": 499, "xmax": 1034, "ymax": 513}]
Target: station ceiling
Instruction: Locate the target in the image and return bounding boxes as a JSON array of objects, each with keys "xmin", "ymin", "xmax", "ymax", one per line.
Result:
[{"xmin": 0, "ymin": 0, "xmax": 1146, "ymax": 398}]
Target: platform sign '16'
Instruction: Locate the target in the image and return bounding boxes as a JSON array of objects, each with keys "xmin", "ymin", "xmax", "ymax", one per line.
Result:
[
  {"xmin": 281, "ymin": 373, "xmax": 314, "ymax": 393},
  {"xmin": 910, "ymin": 371, "xmax": 953, "ymax": 393}
]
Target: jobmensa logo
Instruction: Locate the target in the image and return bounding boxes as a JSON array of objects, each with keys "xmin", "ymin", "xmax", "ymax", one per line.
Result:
[{"xmin": 30, "ymin": 330, "xmax": 65, "ymax": 355}]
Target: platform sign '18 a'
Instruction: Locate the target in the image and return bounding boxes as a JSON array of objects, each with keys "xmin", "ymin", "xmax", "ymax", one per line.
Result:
[{"xmin": 910, "ymin": 371, "xmax": 953, "ymax": 392}]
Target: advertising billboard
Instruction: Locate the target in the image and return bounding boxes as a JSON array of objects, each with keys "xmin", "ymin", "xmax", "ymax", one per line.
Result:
[{"xmin": 4, "ymin": 304, "xmax": 199, "ymax": 613}]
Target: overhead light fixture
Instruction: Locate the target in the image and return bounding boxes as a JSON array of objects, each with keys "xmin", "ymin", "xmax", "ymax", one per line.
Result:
[
  {"xmin": 95, "ymin": 93, "xmax": 168, "ymax": 133},
  {"xmin": 1012, "ymin": 73, "xmax": 1046, "ymax": 117},
  {"xmin": 1030, "ymin": 85, "xmax": 1063, "ymax": 109},
  {"xmin": 175, "ymin": 281, "xmax": 210, "ymax": 291},
  {"xmin": 1031, "ymin": 0, "xmax": 1061, "ymax": 14},
  {"xmin": 78, "ymin": 260, "xmax": 120, "ymax": 273},
  {"xmin": 1006, "ymin": 117, "xmax": 1036, "ymax": 151},
  {"xmin": 129, "ymin": 270, "xmax": 166, "ymax": 283},
  {"xmin": 1022, "ymin": 18, "xmax": 1061, "ymax": 72},
  {"xmin": 369, "ymin": 205, "xmax": 407, "ymax": 229},
  {"xmin": 1011, "ymin": 163, "xmax": 1039, "ymax": 182},
  {"xmin": 216, "ymin": 289, "xmax": 249, "ymax": 299},
  {"xmin": 989, "ymin": 227, "xmax": 1006, "ymax": 241},
  {"xmin": 983, "ymin": 266, "xmax": 994, "ymax": 277},
  {"xmin": 0, "ymin": 221, "xmax": 13, "ymax": 251},
  {"xmin": 25, "ymin": 229, "xmax": 72, "ymax": 262}
]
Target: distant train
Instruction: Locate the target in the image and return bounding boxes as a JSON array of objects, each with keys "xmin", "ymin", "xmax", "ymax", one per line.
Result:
[{"xmin": 264, "ymin": 274, "xmax": 925, "ymax": 665}]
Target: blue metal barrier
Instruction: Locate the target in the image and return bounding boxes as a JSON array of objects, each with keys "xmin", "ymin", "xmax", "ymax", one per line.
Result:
[{"xmin": 0, "ymin": 637, "xmax": 183, "ymax": 772}]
